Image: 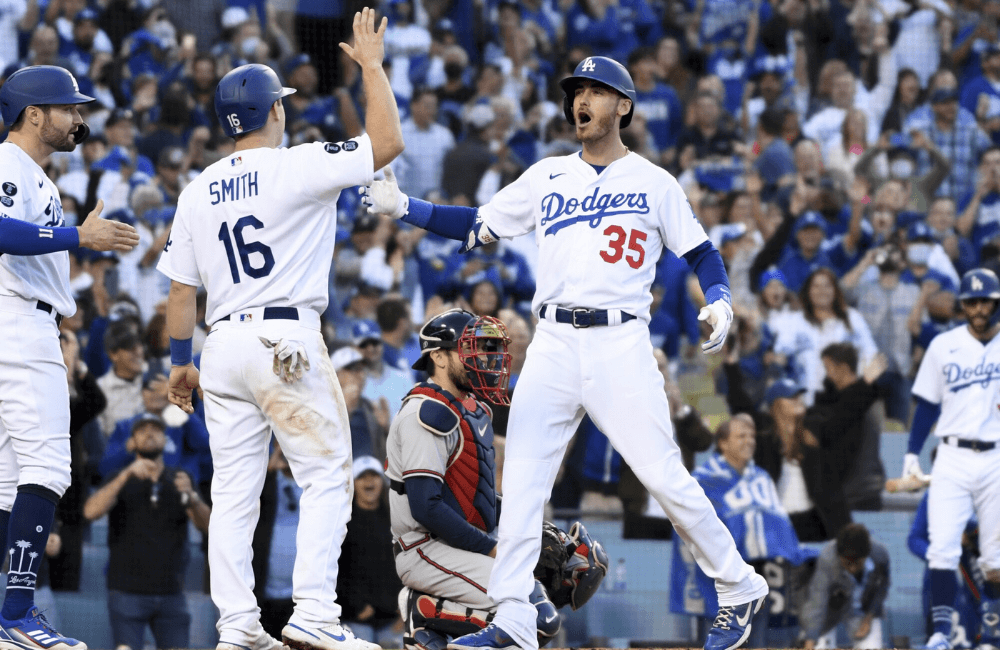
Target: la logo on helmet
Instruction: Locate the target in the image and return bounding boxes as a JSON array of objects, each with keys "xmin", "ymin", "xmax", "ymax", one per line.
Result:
[
  {"xmin": 973, "ymin": 277, "xmax": 984, "ymax": 291},
  {"xmin": 581, "ymin": 58, "xmax": 596, "ymax": 72}
]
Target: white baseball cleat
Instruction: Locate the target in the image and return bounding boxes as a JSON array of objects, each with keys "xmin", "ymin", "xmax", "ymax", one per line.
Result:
[
  {"xmin": 924, "ymin": 632, "xmax": 953, "ymax": 650},
  {"xmin": 217, "ymin": 632, "xmax": 288, "ymax": 650},
  {"xmin": 282, "ymin": 623, "xmax": 379, "ymax": 650}
]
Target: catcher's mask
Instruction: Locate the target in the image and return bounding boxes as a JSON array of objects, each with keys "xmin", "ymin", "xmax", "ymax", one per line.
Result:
[{"xmin": 457, "ymin": 315, "xmax": 512, "ymax": 406}]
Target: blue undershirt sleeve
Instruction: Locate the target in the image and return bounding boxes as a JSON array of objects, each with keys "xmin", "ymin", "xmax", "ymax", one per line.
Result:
[
  {"xmin": 908, "ymin": 396, "xmax": 941, "ymax": 455},
  {"xmin": 682, "ymin": 240, "xmax": 731, "ymax": 305},
  {"xmin": 404, "ymin": 475, "xmax": 496, "ymax": 556},
  {"xmin": 400, "ymin": 198, "xmax": 478, "ymax": 241},
  {"xmin": 0, "ymin": 217, "xmax": 79, "ymax": 255}
]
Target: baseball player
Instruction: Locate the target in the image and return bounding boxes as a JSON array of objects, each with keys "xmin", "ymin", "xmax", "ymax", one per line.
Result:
[
  {"xmin": 157, "ymin": 10, "xmax": 403, "ymax": 650},
  {"xmin": 364, "ymin": 55, "xmax": 768, "ymax": 650},
  {"xmin": 386, "ymin": 308, "xmax": 608, "ymax": 650},
  {"xmin": 0, "ymin": 65, "xmax": 139, "ymax": 650},
  {"xmin": 903, "ymin": 268, "xmax": 1000, "ymax": 650}
]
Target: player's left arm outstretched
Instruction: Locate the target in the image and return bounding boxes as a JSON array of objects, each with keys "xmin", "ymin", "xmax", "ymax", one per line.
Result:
[{"xmin": 363, "ymin": 167, "xmax": 733, "ymax": 354}]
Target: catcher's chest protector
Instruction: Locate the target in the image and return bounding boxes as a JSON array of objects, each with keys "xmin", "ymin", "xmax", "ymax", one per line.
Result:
[{"xmin": 408, "ymin": 383, "xmax": 498, "ymax": 532}]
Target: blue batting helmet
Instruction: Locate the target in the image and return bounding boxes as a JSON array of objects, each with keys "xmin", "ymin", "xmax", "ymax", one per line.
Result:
[
  {"xmin": 959, "ymin": 268, "xmax": 1000, "ymax": 302},
  {"xmin": 0, "ymin": 65, "xmax": 94, "ymax": 127},
  {"xmin": 559, "ymin": 56, "xmax": 636, "ymax": 129},
  {"xmin": 214, "ymin": 64, "xmax": 295, "ymax": 138}
]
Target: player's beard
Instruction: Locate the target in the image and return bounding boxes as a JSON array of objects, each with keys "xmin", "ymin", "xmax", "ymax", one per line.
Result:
[
  {"xmin": 447, "ymin": 358, "xmax": 475, "ymax": 395},
  {"xmin": 576, "ymin": 110, "xmax": 616, "ymax": 144},
  {"xmin": 40, "ymin": 115, "xmax": 78, "ymax": 152},
  {"xmin": 967, "ymin": 311, "xmax": 992, "ymax": 335}
]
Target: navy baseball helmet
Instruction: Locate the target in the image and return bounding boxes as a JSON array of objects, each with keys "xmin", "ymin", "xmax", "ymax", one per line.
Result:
[
  {"xmin": 559, "ymin": 56, "xmax": 636, "ymax": 129},
  {"xmin": 958, "ymin": 268, "xmax": 1000, "ymax": 302},
  {"xmin": 412, "ymin": 308, "xmax": 479, "ymax": 371},
  {"xmin": 0, "ymin": 65, "xmax": 94, "ymax": 129},
  {"xmin": 214, "ymin": 64, "xmax": 295, "ymax": 138}
]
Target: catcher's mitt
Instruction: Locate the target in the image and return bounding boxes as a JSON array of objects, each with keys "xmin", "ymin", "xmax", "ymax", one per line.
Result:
[{"xmin": 534, "ymin": 521, "xmax": 571, "ymax": 596}]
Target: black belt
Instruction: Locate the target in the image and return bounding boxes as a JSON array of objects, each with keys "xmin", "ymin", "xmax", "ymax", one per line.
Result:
[
  {"xmin": 36, "ymin": 301, "xmax": 62, "ymax": 326},
  {"xmin": 944, "ymin": 436, "xmax": 996, "ymax": 452},
  {"xmin": 540, "ymin": 305, "xmax": 636, "ymax": 328},
  {"xmin": 390, "ymin": 479, "xmax": 406, "ymax": 495},
  {"xmin": 216, "ymin": 307, "xmax": 300, "ymax": 323}
]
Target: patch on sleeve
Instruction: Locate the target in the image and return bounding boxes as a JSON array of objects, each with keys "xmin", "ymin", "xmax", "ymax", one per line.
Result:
[{"xmin": 418, "ymin": 399, "xmax": 460, "ymax": 436}]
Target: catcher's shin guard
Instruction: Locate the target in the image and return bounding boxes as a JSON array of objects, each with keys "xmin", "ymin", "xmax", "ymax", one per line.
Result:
[
  {"xmin": 531, "ymin": 580, "xmax": 561, "ymax": 647},
  {"xmin": 402, "ymin": 587, "xmax": 493, "ymax": 640}
]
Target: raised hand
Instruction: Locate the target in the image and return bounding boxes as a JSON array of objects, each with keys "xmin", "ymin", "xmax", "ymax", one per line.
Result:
[
  {"xmin": 77, "ymin": 200, "xmax": 141, "ymax": 252},
  {"xmin": 338, "ymin": 7, "xmax": 387, "ymax": 70}
]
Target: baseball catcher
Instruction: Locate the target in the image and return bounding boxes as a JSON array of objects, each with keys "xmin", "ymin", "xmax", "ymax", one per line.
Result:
[{"xmin": 385, "ymin": 309, "xmax": 607, "ymax": 650}]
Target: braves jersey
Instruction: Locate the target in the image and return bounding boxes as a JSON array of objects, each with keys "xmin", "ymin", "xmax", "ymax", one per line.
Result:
[
  {"xmin": 157, "ymin": 135, "xmax": 374, "ymax": 324},
  {"xmin": 912, "ymin": 324, "xmax": 1000, "ymax": 442},
  {"xmin": 0, "ymin": 142, "xmax": 74, "ymax": 315},
  {"xmin": 477, "ymin": 152, "xmax": 708, "ymax": 321},
  {"xmin": 385, "ymin": 396, "xmax": 464, "ymax": 546}
]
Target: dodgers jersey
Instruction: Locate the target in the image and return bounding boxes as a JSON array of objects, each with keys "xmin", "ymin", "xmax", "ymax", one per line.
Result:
[
  {"xmin": 912, "ymin": 323, "xmax": 1000, "ymax": 442},
  {"xmin": 157, "ymin": 135, "xmax": 374, "ymax": 324},
  {"xmin": 0, "ymin": 142, "xmax": 75, "ymax": 315},
  {"xmin": 477, "ymin": 152, "xmax": 708, "ymax": 321}
]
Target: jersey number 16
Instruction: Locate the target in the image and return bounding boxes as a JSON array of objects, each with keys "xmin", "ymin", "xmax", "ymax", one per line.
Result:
[{"xmin": 218, "ymin": 215, "xmax": 275, "ymax": 284}]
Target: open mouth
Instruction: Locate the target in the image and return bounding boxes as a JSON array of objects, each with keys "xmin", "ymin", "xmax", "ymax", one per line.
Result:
[{"xmin": 577, "ymin": 111, "xmax": 592, "ymax": 126}]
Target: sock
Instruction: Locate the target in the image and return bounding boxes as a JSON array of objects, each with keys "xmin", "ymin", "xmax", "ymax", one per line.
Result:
[
  {"xmin": 0, "ymin": 509, "xmax": 9, "ymax": 565},
  {"xmin": 1, "ymin": 487, "xmax": 57, "ymax": 621},
  {"xmin": 930, "ymin": 568, "xmax": 958, "ymax": 637}
]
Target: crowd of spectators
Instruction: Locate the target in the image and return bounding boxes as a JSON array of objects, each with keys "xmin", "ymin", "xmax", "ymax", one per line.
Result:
[{"xmin": 3, "ymin": 0, "xmax": 1000, "ymax": 644}]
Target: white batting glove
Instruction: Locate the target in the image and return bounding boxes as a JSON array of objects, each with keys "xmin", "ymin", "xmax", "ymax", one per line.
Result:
[
  {"xmin": 259, "ymin": 337, "xmax": 311, "ymax": 383},
  {"xmin": 902, "ymin": 453, "xmax": 927, "ymax": 480},
  {"xmin": 359, "ymin": 165, "xmax": 408, "ymax": 219},
  {"xmin": 698, "ymin": 299, "xmax": 733, "ymax": 354}
]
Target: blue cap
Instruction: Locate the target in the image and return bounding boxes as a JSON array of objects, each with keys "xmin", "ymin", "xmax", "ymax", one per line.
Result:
[
  {"xmin": 75, "ymin": 8, "xmax": 100, "ymax": 23},
  {"xmin": 930, "ymin": 88, "xmax": 958, "ymax": 104},
  {"xmin": 795, "ymin": 211, "xmax": 827, "ymax": 235},
  {"xmin": 352, "ymin": 319, "xmax": 382, "ymax": 345},
  {"xmin": 719, "ymin": 223, "xmax": 748, "ymax": 246},
  {"xmin": 283, "ymin": 53, "xmax": 311, "ymax": 78},
  {"xmin": 764, "ymin": 379, "xmax": 805, "ymax": 407},
  {"xmin": 759, "ymin": 268, "xmax": 787, "ymax": 289},
  {"xmin": 907, "ymin": 221, "xmax": 936, "ymax": 242}
]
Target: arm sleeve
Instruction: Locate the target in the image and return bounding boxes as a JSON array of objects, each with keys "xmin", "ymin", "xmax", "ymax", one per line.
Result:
[
  {"xmin": 401, "ymin": 200, "xmax": 480, "ymax": 242},
  {"xmin": 800, "ymin": 551, "xmax": 835, "ymax": 640},
  {"xmin": 749, "ymin": 212, "xmax": 795, "ymax": 292},
  {"xmin": 0, "ymin": 217, "xmax": 79, "ymax": 255},
  {"xmin": 404, "ymin": 476, "xmax": 496, "ymax": 555},
  {"xmin": 908, "ymin": 397, "xmax": 941, "ymax": 455},
  {"xmin": 906, "ymin": 495, "xmax": 931, "ymax": 559},
  {"xmin": 682, "ymin": 240, "xmax": 730, "ymax": 305},
  {"xmin": 98, "ymin": 422, "xmax": 134, "ymax": 479}
]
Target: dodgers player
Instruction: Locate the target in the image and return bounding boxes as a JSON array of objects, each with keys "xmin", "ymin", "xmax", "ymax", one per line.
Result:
[
  {"xmin": 904, "ymin": 268, "xmax": 1000, "ymax": 650},
  {"xmin": 0, "ymin": 65, "xmax": 139, "ymax": 650},
  {"xmin": 158, "ymin": 11, "xmax": 403, "ymax": 650},
  {"xmin": 365, "ymin": 55, "xmax": 768, "ymax": 650},
  {"xmin": 386, "ymin": 309, "xmax": 607, "ymax": 650}
]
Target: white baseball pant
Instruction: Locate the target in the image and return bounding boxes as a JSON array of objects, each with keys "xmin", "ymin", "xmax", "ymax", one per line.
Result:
[
  {"xmin": 488, "ymin": 319, "xmax": 760, "ymax": 650},
  {"xmin": 199, "ymin": 309, "xmax": 353, "ymax": 647},
  {"xmin": 0, "ymin": 295, "xmax": 72, "ymax": 510},
  {"xmin": 927, "ymin": 443, "xmax": 1000, "ymax": 573}
]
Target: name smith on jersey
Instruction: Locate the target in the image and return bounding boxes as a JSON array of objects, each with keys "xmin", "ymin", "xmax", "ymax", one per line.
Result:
[{"xmin": 209, "ymin": 171, "xmax": 259, "ymax": 205}]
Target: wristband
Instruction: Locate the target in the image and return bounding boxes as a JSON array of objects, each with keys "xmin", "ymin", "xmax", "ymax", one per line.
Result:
[
  {"xmin": 401, "ymin": 197, "xmax": 433, "ymax": 229},
  {"xmin": 705, "ymin": 284, "xmax": 732, "ymax": 306},
  {"xmin": 170, "ymin": 337, "xmax": 193, "ymax": 367}
]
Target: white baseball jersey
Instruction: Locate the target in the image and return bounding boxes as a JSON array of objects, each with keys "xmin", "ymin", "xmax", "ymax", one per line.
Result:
[
  {"xmin": 477, "ymin": 152, "xmax": 708, "ymax": 321},
  {"xmin": 157, "ymin": 135, "xmax": 374, "ymax": 323},
  {"xmin": 0, "ymin": 142, "xmax": 75, "ymax": 315},
  {"xmin": 912, "ymin": 324, "xmax": 1000, "ymax": 442}
]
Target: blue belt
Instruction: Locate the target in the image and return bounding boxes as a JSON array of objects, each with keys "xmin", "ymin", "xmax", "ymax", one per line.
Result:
[
  {"xmin": 540, "ymin": 305, "xmax": 636, "ymax": 328},
  {"xmin": 216, "ymin": 307, "xmax": 300, "ymax": 323},
  {"xmin": 943, "ymin": 436, "xmax": 996, "ymax": 452}
]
